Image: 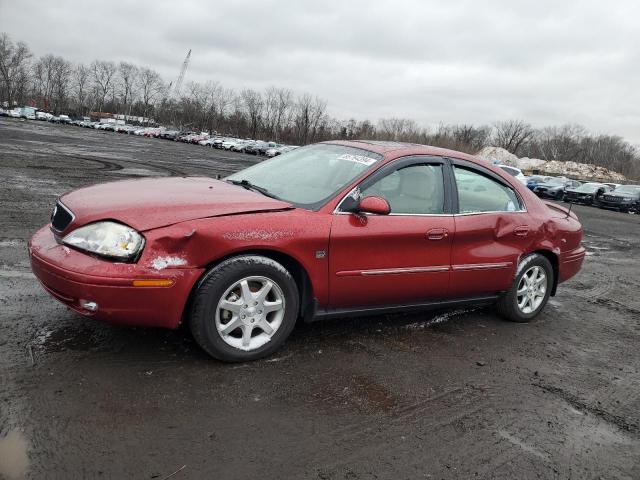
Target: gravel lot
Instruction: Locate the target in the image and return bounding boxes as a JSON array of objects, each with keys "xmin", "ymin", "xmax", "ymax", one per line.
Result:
[{"xmin": 1, "ymin": 118, "xmax": 639, "ymax": 479}]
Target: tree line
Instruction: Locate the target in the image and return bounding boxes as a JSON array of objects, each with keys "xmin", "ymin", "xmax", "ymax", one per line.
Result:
[{"xmin": 1, "ymin": 32, "xmax": 638, "ymax": 178}]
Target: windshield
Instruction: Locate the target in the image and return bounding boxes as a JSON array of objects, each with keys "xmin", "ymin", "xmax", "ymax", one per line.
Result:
[
  {"xmin": 226, "ymin": 144, "xmax": 383, "ymax": 209},
  {"xmin": 574, "ymin": 183, "xmax": 602, "ymax": 193},
  {"xmin": 614, "ymin": 185, "xmax": 640, "ymax": 195},
  {"xmin": 544, "ymin": 177, "xmax": 566, "ymax": 186}
]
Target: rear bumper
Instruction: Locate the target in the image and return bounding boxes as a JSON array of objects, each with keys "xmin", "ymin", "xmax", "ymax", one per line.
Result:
[
  {"xmin": 28, "ymin": 226, "xmax": 203, "ymax": 329},
  {"xmin": 558, "ymin": 246, "xmax": 586, "ymax": 283}
]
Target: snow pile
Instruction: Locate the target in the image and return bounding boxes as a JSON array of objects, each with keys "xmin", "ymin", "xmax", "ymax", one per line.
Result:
[
  {"xmin": 476, "ymin": 147, "xmax": 626, "ymax": 181},
  {"xmin": 476, "ymin": 147, "xmax": 519, "ymax": 167}
]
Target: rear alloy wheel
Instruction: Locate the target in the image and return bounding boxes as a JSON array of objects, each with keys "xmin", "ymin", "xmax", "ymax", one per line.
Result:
[
  {"xmin": 497, "ymin": 253, "xmax": 553, "ymax": 322},
  {"xmin": 515, "ymin": 266, "xmax": 547, "ymax": 314},
  {"xmin": 189, "ymin": 256, "xmax": 299, "ymax": 362}
]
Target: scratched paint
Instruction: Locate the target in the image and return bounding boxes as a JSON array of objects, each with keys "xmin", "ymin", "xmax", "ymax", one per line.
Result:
[
  {"xmin": 222, "ymin": 230, "xmax": 295, "ymax": 241},
  {"xmin": 150, "ymin": 256, "xmax": 188, "ymax": 270}
]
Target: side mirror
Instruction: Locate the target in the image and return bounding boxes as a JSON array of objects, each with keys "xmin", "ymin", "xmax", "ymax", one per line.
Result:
[{"xmin": 358, "ymin": 196, "xmax": 391, "ymax": 215}]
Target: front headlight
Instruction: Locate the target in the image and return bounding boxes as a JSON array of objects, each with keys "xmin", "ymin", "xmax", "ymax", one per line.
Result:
[{"xmin": 63, "ymin": 221, "xmax": 144, "ymax": 261}]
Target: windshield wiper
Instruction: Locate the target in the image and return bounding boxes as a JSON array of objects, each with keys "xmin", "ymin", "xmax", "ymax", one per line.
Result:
[{"xmin": 226, "ymin": 179, "xmax": 280, "ymax": 200}]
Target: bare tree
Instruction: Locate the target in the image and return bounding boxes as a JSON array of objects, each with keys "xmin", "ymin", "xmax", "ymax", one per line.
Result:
[
  {"xmin": 91, "ymin": 60, "xmax": 117, "ymax": 112},
  {"xmin": 0, "ymin": 33, "xmax": 32, "ymax": 106},
  {"xmin": 241, "ymin": 88, "xmax": 263, "ymax": 139},
  {"xmin": 118, "ymin": 61, "xmax": 139, "ymax": 117},
  {"xmin": 492, "ymin": 119, "xmax": 534, "ymax": 155},
  {"xmin": 138, "ymin": 67, "xmax": 164, "ymax": 121},
  {"xmin": 72, "ymin": 64, "xmax": 90, "ymax": 115},
  {"xmin": 51, "ymin": 57, "xmax": 72, "ymax": 112}
]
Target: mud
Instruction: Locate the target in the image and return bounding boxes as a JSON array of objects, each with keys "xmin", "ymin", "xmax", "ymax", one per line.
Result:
[{"xmin": 1, "ymin": 118, "xmax": 639, "ymax": 479}]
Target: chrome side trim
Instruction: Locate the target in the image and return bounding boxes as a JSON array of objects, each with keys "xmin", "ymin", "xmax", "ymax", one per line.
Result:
[
  {"xmin": 336, "ymin": 266, "xmax": 450, "ymax": 277},
  {"xmin": 451, "ymin": 262, "xmax": 513, "ymax": 271},
  {"xmin": 334, "ymin": 211, "xmax": 453, "ymax": 217},
  {"xmin": 361, "ymin": 266, "xmax": 450, "ymax": 276},
  {"xmin": 336, "ymin": 262, "xmax": 514, "ymax": 277}
]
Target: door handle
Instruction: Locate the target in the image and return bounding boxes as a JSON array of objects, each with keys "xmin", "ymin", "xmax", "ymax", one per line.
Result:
[
  {"xmin": 514, "ymin": 225, "xmax": 530, "ymax": 237},
  {"xmin": 427, "ymin": 228, "xmax": 448, "ymax": 240}
]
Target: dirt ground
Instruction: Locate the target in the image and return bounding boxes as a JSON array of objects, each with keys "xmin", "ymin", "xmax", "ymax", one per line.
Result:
[{"xmin": 1, "ymin": 118, "xmax": 639, "ymax": 480}]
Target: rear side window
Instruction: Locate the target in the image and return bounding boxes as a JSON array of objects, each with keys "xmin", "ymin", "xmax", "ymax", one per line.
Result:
[{"xmin": 454, "ymin": 166, "xmax": 523, "ymax": 213}]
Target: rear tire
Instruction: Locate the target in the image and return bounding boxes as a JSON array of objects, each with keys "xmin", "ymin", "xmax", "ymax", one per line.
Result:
[
  {"xmin": 496, "ymin": 253, "xmax": 553, "ymax": 323},
  {"xmin": 189, "ymin": 255, "xmax": 299, "ymax": 362}
]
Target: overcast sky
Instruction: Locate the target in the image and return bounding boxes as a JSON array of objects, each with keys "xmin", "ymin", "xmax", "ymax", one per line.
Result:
[{"xmin": 1, "ymin": 0, "xmax": 639, "ymax": 142}]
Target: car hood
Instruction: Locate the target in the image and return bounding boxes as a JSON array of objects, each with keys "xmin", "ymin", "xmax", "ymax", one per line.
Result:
[
  {"xmin": 59, "ymin": 177, "xmax": 293, "ymax": 232},
  {"xmin": 607, "ymin": 192, "xmax": 638, "ymax": 199}
]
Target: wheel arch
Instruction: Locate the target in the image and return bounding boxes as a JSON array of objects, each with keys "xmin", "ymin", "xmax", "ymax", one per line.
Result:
[{"xmin": 183, "ymin": 248, "xmax": 315, "ymax": 325}]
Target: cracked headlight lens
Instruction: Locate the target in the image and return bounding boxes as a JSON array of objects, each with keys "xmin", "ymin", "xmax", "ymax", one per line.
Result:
[{"xmin": 63, "ymin": 221, "xmax": 144, "ymax": 260}]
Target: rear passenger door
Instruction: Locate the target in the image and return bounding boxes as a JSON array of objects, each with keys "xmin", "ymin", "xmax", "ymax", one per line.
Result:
[{"xmin": 450, "ymin": 161, "xmax": 531, "ymax": 297}]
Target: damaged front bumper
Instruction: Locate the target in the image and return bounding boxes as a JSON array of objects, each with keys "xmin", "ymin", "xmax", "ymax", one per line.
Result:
[{"xmin": 28, "ymin": 225, "xmax": 203, "ymax": 328}]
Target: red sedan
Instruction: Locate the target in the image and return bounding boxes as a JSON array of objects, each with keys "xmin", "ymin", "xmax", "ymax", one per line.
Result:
[{"xmin": 29, "ymin": 141, "xmax": 586, "ymax": 361}]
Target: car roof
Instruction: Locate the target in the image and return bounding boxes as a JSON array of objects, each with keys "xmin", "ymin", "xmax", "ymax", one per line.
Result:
[{"xmin": 322, "ymin": 139, "xmax": 486, "ymax": 164}]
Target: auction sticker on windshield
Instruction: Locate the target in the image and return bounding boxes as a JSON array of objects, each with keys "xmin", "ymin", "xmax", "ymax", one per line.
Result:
[{"xmin": 337, "ymin": 153, "xmax": 378, "ymax": 166}]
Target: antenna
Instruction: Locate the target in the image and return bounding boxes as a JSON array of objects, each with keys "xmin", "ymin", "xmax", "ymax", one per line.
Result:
[{"xmin": 566, "ymin": 202, "xmax": 573, "ymax": 218}]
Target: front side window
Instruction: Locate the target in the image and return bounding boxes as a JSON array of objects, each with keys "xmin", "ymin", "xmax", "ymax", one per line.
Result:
[
  {"xmin": 454, "ymin": 166, "xmax": 523, "ymax": 213},
  {"xmin": 361, "ymin": 164, "xmax": 445, "ymax": 214},
  {"xmin": 226, "ymin": 144, "xmax": 383, "ymax": 209}
]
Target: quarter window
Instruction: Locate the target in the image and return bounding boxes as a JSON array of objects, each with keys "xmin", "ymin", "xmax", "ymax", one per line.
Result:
[
  {"xmin": 361, "ymin": 164, "xmax": 445, "ymax": 214},
  {"xmin": 454, "ymin": 166, "xmax": 522, "ymax": 213}
]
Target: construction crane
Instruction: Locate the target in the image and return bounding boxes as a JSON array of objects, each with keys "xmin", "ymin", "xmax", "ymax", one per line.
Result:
[
  {"xmin": 167, "ymin": 49, "xmax": 191, "ymax": 128},
  {"xmin": 172, "ymin": 49, "xmax": 191, "ymax": 99}
]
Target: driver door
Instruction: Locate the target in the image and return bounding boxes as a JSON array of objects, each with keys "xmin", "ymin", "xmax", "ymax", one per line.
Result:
[{"xmin": 328, "ymin": 157, "xmax": 454, "ymax": 308}]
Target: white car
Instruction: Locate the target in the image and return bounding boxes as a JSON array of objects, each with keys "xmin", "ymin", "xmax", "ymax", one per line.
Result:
[
  {"xmin": 8, "ymin": 109, "xmax": 21, "ymax": 118},
  {"xmin": 221, "ymin": 139, "xmax": 241, "ymax": 150},
  {"xmin": 497, "ymin": 164, "xmax": 528, "ymax": 185}
]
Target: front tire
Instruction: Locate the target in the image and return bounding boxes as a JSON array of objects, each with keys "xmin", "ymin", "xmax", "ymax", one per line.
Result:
[
  {"xmin": 189, "ymin": 255, "xmax": 299, "ymax": 362},
  {"xmin": 496, "ymin": 254, "xmax": 553, "ymax": 323}
]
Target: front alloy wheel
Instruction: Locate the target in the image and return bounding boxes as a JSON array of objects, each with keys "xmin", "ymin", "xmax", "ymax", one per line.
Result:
[
  {"xmin": 189, "ymin": 255, "xmax": 299, "ymax": 362},
  {"xmin": 215, "ymin": 276, "xmax": 285, "ymax": 351}
]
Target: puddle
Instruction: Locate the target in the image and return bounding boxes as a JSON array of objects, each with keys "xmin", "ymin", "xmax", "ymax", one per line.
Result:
[{"xmin": 0, "ymin": 429, "xmax": 29, "ymax": 479}]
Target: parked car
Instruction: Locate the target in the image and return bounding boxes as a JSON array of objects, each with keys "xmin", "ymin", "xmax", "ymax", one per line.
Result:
[
  {"xmin": 244, "ymin": 141, "xmax": 269, "ymax": 155},
  {"xmin": 221, "ymin": 138, "xmax": 242, "ymax": 150},
  {"xmin": 598, "ymin": 185, "xmax": 640, "ymax": 213},
  {"xmin": 533, "ymin": 177, "xmax": 581, "ymax": 200},
  {"xmin": 526, "ymin": 175, "xmax": 552, "ymax": 191},
  {"xmin": 231, "ymin": 140, "xmax": 253, "ymax": 152},
  {"xmin": 265, "ymin": 144, "xmax": 285, "ymax": 157},
  {"xmin": 29, "ymin": 141, "xmax": 585, "ymax": 362},
  {"xmin": 563, "ymin": 182, "xmax": 611, "ymax": 206},
  {"xmin": 497, "ymin": 165, "xmax": 527, "ymax": 185}
]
